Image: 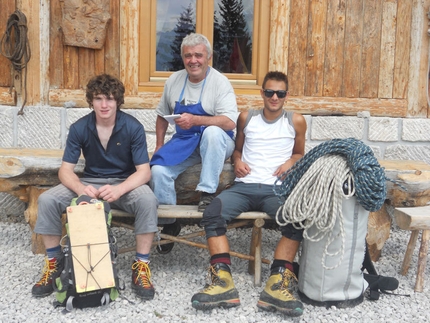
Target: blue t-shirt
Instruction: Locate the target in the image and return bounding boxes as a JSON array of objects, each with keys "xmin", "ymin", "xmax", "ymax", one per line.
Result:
[{"xmin": 63, "ymin": 110, "xmax": 149, "ymax": 178}]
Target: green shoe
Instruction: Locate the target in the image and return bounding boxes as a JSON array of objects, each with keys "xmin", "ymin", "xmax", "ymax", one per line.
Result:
[
  {"xmin": 257, "ymin": 267, "xmax": 304, "ymax": 317},
  {"xmin": 191, "ymin": 263, "xmax": 240, "ymax": 310}
]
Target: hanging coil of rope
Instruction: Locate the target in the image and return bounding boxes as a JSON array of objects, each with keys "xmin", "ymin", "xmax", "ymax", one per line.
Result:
[{"xmin": 0, "ymin": 10, "xmax": 31, "ymax": 115}]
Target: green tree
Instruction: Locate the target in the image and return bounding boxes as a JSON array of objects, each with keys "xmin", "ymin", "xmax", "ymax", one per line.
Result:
[{"xmin": 169, "ymin": 3, "xmax": 196, "ymax": 71}]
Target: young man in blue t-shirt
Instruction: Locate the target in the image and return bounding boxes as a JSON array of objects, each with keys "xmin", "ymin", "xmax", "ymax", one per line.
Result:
[{"xmin": 32, "ymin": 74, "xmax": 158, "ymax": 301}]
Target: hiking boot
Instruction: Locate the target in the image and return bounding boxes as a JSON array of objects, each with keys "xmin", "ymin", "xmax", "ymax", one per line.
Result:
[
  {"xmin": 257, "ymin": 267, "xmax": 303, "ymax": 317},
  {"xmin": 191, "ymin": 263, "xmax": 240, "ymax": 310},
  {"xmin": 131, "ymin": 260, "xmax": 155, "ymax": 300},
  {"xmin": 156, "ymin": 221, "xmax": 181, "ymax": 254},
  {"xmin": 32, "ymin": 256, "xmax": 64, "ymax": 298},
  {"xmin": 198, "ymin": 192, "xmax": 216, "ymax": 212}
]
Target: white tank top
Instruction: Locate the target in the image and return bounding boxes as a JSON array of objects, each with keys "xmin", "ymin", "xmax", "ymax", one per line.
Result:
[{"xmin": 236, "ymin": 109, "xmax": 296, "ymax": 185}]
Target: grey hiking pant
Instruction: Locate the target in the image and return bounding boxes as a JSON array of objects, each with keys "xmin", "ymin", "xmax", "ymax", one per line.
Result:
[
  {"xmin": 201, "ymin": 182, "xmax": 303, "ymax": 241},
  {"xmin": 34, "ymin": 178, "xmax": 158, "ymax": 236}
]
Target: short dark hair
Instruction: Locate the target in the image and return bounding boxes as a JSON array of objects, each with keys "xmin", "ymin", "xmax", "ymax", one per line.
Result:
[
  {"xmin": 262, "ymin": 71, "xmax": 288, "ymax": 91},
  {"xmin": 85, "ymin": 74, "xmax": 125, "ymax": 110}
]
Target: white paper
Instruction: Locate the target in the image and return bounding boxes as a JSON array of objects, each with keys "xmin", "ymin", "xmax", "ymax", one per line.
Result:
[{"xmin": 162, "ymin": 114, "xmax": 181, "ymax": 125}]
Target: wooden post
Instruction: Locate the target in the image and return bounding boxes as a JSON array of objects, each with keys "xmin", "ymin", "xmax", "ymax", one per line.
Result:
[
  {"xmin": 415, "ymin": 229, "xmax": 430, "ymax": 292},
  {"xmin": 401, "ymin": 230, "xmax": 420, "ymax": 276},
  {"xmin": 248, "ymin": 218, "xmax": 265, "ymax": 287}
]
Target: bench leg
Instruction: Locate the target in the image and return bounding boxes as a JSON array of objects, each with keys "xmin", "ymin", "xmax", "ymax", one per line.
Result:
[
  {"xmin": 248, "ymin": 218, "xmax": 265, "ymax": 287},
  {"xmin": 415, "ymin": 229, "xmax": 430, "ymax": 292},
  {"xmin": 401, "ymin": 230, "xmax": 419, "ymax": 276}
]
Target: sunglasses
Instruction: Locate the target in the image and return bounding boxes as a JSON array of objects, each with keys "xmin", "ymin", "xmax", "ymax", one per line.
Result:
[{"xmin": 263, "ymin": 89, "xmax": 287, "ymax": 99}]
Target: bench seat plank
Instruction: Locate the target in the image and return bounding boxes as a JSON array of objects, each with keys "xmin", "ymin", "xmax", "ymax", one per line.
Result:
[{"xmin": 111, "ymin": 204, "xmax": 272, "ymax": 220}]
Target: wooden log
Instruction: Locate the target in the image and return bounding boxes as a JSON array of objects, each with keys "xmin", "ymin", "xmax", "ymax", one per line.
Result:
[
  {"xmin": 380, "ymin": 160, "xmax": 430, "ymax": 207},
  {"xmin": 401, "ymin": 230, "xmax": 419, "ymax": 276},
  {"xmin": 48, "ymin": 89, "xmax": 408, "ymax": 117},
  {"xmin": 415, "ymin": 229, "xmax": 430, "ymax": 292},
  {"xmin": 366, "ymin": 203, "xmax": 391, "ymax": 261}
]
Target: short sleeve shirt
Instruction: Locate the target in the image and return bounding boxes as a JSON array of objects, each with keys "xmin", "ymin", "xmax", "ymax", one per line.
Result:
[{"xmin": 63, "ymin": 110, "xmax": 149, "ymax": 178}]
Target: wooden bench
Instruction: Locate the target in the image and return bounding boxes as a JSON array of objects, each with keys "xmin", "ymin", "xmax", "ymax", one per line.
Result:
[
  {"xmin": 394, "ymin": 205, "xmax": 430, "ymax": 292},
  {"xmin": 2, "ymin": 148, "xmax": 430, "ymax": 287},
  {"xmin": 111, "ymin": 205, "xmax": 272, "ymax": 287}
]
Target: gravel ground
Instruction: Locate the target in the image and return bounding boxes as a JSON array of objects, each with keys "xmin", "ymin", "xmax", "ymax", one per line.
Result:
[{"xmin": 0, "ymin": 214, "xmax": 429, "ymax": 323}]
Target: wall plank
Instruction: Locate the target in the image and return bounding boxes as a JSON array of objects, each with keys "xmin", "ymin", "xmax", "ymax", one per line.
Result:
[
  {"xmin": 343, "ymin": 0, "xmax": 363, "ymax": 98},
  {"xmin": 120, "ymin": 0, "xmax": 139, "ymax": 95},
  {"xmin": 63, "ymin": 46, "xmax": 79, "ymax": 89},
  {"xmin": 49, "ymin": 0, "xmax": 63, "ymax": 89},
  {"xmin": 323, "ymin": 0, "xmax": 346, "ymax": 97},
  {"xmin": 378, "ymin": 0, "xmax": 397, "ymax": 99},
  {"xmin": 104, "ymin": 0, "xmax": 120, "ymax": 78},
  {"xmin": 393, "ymin": 0, "xmax": 412, "ymax": 99},
  {"xmin": 0, "ymin": 0, "xmax": 15, "ymax": 88},
  {"xmin": 360, "ymin": 0, "xmax": 382, "ymax": 98},
  {"xmin": 19, "ymin": 0, "xmax": 40, "ymax": 106},
  {"xmin": 78, "ymin": 48, "xmax": 95, "ymax": 88},
  {"xmin": 305, "ymin": 0, "xmax": 327, "ymax": 96},
  {"xmin": 269, "ymin": 0, "xmax": 290, "ymax": 72},
  {"xmin": 288, "ymin": 0, "xmax": 309, "ymax": 96}
]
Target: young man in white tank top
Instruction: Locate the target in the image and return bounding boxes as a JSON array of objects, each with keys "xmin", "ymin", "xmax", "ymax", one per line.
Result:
[{"xmin": 191, "ymin": 71, "xmax": 307, "ymax": 317}]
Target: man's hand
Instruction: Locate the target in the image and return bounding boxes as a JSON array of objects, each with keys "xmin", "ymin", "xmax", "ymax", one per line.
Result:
[
  {"xmin": 81, "ymin": 185, "xmax": 100, "ymax": 199},
  {"xmin": 273, "ymin": 160, "xmax": 295, "ymax": 180},
  {"xmin": 234, "ymin": 160, "xmax": 251, "ymax": 178},
  {"xmin": 98, "ymin": 184, "xmax": 123, "ymax": 203},
  {"xmin": 174, "ymin": 113, "xmax": 194, "ymax": 129}
]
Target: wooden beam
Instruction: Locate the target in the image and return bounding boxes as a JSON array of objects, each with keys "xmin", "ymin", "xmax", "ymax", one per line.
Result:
[{"xmin": 49, "ymin": 89, "xmax": 408, "ymax": 117}]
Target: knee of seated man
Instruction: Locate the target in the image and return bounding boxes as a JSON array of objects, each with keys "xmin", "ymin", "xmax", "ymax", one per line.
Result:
[
  {"xmin": 201, "ymin": 198, "xmax": 227, "ymax": 236},
  {"xmin": 280, "ymin": 223, "xmax": 304, "ymax": 242}
]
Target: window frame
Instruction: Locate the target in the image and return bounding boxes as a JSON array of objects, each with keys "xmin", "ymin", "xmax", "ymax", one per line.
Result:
[{"xmin": 138, "ymin": 0, "xmax": 270, "ymax": 94}]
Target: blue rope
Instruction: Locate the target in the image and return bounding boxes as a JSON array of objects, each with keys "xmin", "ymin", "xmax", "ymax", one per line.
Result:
[{"xmin": 273, "ymin": 138, "xmax": 387, "ymax": 212}]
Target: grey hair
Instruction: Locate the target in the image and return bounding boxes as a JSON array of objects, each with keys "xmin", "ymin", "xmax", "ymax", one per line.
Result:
[{"xmin": 181, "ymin": 33, "xmax": 212, "ymax": 59}]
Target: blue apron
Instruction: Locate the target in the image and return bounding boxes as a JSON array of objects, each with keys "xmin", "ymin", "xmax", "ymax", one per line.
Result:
[{"xmin": 151, "ymin": 70, "xmax": 212, "ymax": 166}]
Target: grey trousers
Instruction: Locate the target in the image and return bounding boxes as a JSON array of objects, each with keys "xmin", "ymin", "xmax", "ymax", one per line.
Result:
[{"xmin": 34, "ymin": 178, "xmax": 159, "ymax": 236}]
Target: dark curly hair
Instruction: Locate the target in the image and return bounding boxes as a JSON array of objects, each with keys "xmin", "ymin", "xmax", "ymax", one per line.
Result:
[
  {"xmin": 85, "ymin": 74, "xmax": 125, "ymax": 110},
  {"xmin": 262, "ymin": 71, "xmax": 288, "ymax": 91}
]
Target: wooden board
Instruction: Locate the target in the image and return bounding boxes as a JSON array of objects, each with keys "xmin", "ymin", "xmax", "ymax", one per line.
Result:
[
  {"xmin": 111, "ymin": 204, "xmax": 271, "ymax": 220},
  {"xmin": 66, "ymin": 203, "xmax": 115, "ymax": 293},
  {"xmin": 343, "ymin": 0, "xmax": 363, "ymax": 98},
  {"xmin": 323, "ymin": 0, "xmax": 346, "ymax": 97},
  {"xmin": 392, "ymin": 0, "xmax": 412, "ymax": 99},
  {"xmin": 394, "ymin": 205, "xmax": 430, "ymax": 230}
]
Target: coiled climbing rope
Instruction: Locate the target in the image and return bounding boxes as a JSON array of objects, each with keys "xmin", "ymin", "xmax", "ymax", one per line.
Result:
[
  {"xmin": 0, "ymin": 10, "xmax": 31, "ymax": 115},
  {"xmin": 274, "ymin": 138, "xmax": 387, "ymax": 212},
  {"xmin": 274, "ymin": 138, "xmax": 387, "ymax": 269}
]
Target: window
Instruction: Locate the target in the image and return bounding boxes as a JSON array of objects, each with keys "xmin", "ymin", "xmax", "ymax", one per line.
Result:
[{"xmin": 139, "ymin": 0, "xmax": 269, "ymax": 92}]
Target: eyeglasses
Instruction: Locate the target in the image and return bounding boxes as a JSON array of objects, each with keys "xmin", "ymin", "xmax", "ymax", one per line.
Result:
[{"xmin": 263, "ymin": 89, "xmax": 287, "ymax": 99}]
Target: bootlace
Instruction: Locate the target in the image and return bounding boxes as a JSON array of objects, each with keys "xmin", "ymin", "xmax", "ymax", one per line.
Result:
[
  {"xmin": 36, "ymin": 257, "xmax": 57, "ymax": 285},
  {"xmin": 274, "ymin": 269, "xmax": 298, "ymax": 299},
  {"xmin": 132, "ymin": 261, "xmax": 152, "ymax": 288},
  {"xmin": 203, "ymin": 265, "xmax": 226, "ymax": 291}
]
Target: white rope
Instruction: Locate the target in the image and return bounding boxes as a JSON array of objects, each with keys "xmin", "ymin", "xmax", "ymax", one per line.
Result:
[{"xmin": 276, "ymin": 154, "xmax": 355, "ymax": 269}]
